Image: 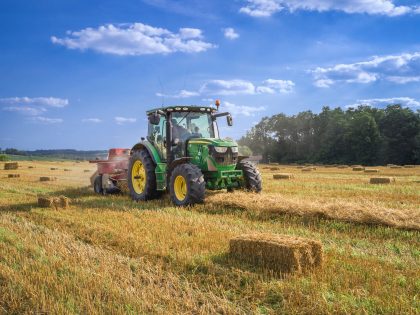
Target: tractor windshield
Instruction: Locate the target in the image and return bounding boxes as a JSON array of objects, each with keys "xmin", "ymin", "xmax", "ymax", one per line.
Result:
[{"xmin": 171, "ymin": 112, "xmax": 218, "ymax": 140}]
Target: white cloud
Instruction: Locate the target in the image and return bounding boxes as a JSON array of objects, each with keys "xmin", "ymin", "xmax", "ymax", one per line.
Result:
[
  {"xmin": 0, "ymin": 97, "xmax": 68, "ymax": 108},
  {"xmin": 347, "ymin": 97, "xmax": 420, "ymax": 108},
  {"xmin": 2, "ymin": 106, "xmax": 46, "ymax": 116},
  {"xmin": 257, "ymin": 79, "xmax": 294, "ymax": 94},
  {"xmin": 224, "ymin": 101, "xmax": 265, "ymax": 116},
  {"xmin": 239, "ymin": 0, "xmax": 418, "ymax": 17},
  {"xmin": 51, "ymin": 23, "xmax": 215, "ymax": 56},
  {"xmin": 200, "ymin": 80, "xmax": 256, "ymax": 95},
  {"xmin": 156, "ymin": 90, "xmax": 200, "ymax": 98},
  {"xmin": 199, "ymin": 78, "xmax": 294, "ymax": 96},
  {"xmin": 223, "ymin": 28, "xmax": 239, "ymax": 40},
  {"xmin": 312, "ymin": 52, "xmax": 420, "ymax": 87},
  {"xmin": 115, "ymin": 116, "xmax": 137, "ymax": 125},
  {"xmin": 82, "ymin": 118, "xmax": 102, "ymax": 123},
  {"xmin": 32, "ymin": 116, "xmax": 63, "ymax": 124}
]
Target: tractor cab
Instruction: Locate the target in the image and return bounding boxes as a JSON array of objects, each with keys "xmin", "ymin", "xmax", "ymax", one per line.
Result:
[{"xmin": 128, "ymin": 102, "xmax": 262, "ymax": 206}]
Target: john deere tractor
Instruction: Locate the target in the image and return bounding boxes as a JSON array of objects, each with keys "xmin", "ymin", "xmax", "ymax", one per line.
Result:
[{"xmin": 128, "ymin": 102, "xmax": 262, "ymax": 206}]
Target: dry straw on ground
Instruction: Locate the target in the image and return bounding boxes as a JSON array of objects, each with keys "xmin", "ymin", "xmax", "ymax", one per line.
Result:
[
  {"xmin": 302, "ymin": 168, "xmax": 313, "ymax": 172},
  {"xmin": 229, "ymin": 233, "xmax": 323, "ymax": 274},
  {"xmin": 273, "ymin": 174, "xmax": 294, "ymax": 180},
  {"xmin": 370, "ymin": 177, "xmax": 395, "ymax": 184},
  {"xmin": 353, "ymin": 167, "xmax": 364, "ymax": 171},
  {"xmin": 4, "ymin": 162, "xmax": 18, "ymax": 170},
  {"xmin": 364, "ymin": 169, "xmax": 379, "ymax": 173},
  {"xmin": 8, "ymin": 174, "xmax": 20, "ymax": 178},
  {"xmin": 206, "ymin": 191, "xmax": 419, "ymax": 231}
]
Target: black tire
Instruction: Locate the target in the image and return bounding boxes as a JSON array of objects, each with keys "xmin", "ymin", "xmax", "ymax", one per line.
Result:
[
  {"xmin": 128, "ymin": 149, "xmax": 158, "ymax": 201},
  {"xmin": 94, "ymin": 175, "xmax": 104, "ymax": 195},
  {"xmin": 169, "ymin": 163, "xmax": 205, "ymax": 206},
  {"xmin": 237, "ymin": 161, "xmax": 262, "ymax": 192}
]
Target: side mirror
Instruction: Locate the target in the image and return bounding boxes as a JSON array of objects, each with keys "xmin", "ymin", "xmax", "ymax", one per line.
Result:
[
  {"xmin": 227, "ymin": 114, "xmax": 233, "ymax": 126},
  {"xmin": 148, "ymin": 113, "xmax": 160, "ymax": 125}
]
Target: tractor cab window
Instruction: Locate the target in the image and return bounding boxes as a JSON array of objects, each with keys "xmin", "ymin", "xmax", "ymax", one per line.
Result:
[
  {"xmin": 147, "ymin": 115, "xmax": 166, "ymax": 160},
  {"xmin": 171, "ymin": 111, "xmax": 217, "ymax": 158}
]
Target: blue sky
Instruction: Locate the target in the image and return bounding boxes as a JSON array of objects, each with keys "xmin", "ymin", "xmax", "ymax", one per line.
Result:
[{"xmin": 1, "ymin": 0, "xmax": 420, "ymax": 150}]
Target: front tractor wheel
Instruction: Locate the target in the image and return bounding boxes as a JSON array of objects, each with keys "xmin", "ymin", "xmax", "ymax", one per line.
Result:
[
  {"xmin": 128, "ymin": 149, "xmax": 158, "ymax": 201},
  {"xmin": 237, "ymin": 161, "xmax": 262, "ymax": 192},
  {"xmin": 169, "ymin": 163, "xmax": 205, "ymax": 206}
]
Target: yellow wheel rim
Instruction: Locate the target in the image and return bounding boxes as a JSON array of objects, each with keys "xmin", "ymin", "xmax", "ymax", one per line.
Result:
[
  {"xmin": 174, "ymin": 175, "xmax": 187, "ymax": 201},
  {"xmin": 131, "ymin": 160, "xmax": 146, "ymax": 194}
]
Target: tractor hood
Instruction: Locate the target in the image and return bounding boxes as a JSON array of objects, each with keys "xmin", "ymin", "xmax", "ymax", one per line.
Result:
[{"xmin": 188, "ymin": 138, "xmax": 238, "ymax": 147}]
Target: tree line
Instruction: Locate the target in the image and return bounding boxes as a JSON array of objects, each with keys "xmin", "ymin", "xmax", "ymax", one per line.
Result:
[{"xmin": 238, "ymin": 105, "xmax": 420, "ymax": 165}]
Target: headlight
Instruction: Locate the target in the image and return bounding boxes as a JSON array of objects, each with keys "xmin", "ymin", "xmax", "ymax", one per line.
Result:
[
  {"xmin": 214, "ymin": 146, "xmax": 228, "ymax": 153},
  {"xmin": 231, "ymin": 146, "xmax": 238, "ymax": 153}
]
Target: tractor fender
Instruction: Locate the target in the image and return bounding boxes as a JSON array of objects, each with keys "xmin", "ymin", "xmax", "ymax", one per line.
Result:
[
  {"xmin": 168, "ymin": 157, "xmax": 192, "ymax": 172},
  {"xmin": 131, "ymin": 141, "xmax": 162, "ymax": 165}
]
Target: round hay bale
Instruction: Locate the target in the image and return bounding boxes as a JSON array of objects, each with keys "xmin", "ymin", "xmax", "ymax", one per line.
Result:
[
  {"xmin": 364, "ymin": 169, "xmax": 379, "ymax": 173},
  {"xmin": 38, "ymin": 196, "xmax": 53, "ymax": 207},
  {"xmin": 273, "ymin": 173, "xmax": 294, "ymax": 180},
  {"xmin": 4, "ymin": 162, "xmax": 18, "ymax": 170},
  {"xmin": 353, "ymin": 167, "xmax": 365, "ymax": 171},
  {"xmin": 370, "ymin": 177, "xmax": 395, "ymax": 184},
  {"xmin": 8, "ymin": 174, "xmax": 20, "ymax": 178}
]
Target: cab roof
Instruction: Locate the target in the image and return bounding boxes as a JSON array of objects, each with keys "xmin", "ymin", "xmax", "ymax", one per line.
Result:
[{"xmin": 146, "ymin": 105, "xmax": 217, "ymax": 115}]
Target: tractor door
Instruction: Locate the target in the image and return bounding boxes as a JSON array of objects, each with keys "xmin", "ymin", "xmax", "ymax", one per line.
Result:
[{"xmin": 147, "ymin": 115, "xmax": 167, "ymax": 161}]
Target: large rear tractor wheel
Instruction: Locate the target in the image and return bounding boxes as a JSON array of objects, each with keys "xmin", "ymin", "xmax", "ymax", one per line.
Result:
[
  {"xmin": 128, "ymin": 149, "xmax": 158, "ymax": 201},
  {"xmin": 169, "ymin": 163, "xmax": 205, "ymax": 206},
  {"xmin": 237, "ymin": 161, "xmax": 262, "ymax": 192}
]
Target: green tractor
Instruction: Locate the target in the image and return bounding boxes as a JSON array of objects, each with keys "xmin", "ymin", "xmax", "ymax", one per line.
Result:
[{"xmin": 127, "ymin": 103, "xmax": 262, "ymax": 206}]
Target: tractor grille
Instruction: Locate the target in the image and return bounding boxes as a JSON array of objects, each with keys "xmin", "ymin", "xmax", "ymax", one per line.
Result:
[{"xmin": 209, "ymin": 146, "xmax": 238, "ymax": 166}]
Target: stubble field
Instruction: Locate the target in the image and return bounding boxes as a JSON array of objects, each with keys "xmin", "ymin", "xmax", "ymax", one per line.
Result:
[{"xmin": 0, "ymin": 160, "xmax": 419, "ymax": 314}]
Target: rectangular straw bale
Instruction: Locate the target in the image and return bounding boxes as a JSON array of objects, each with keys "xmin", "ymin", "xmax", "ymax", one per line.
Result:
[
  {"xmin": 8, "ymin": 174, "xmax": 20, "ymax": 178},
  {"xmin": 296, "ymin": 166, "xmax": 304, "ymax": 169},
  {"xmin": 40, "ymin": 176, "xmax": 56, "ymax": 182},
  {"xmin": 370, "ymin": 177, "xmax": 395, "ymax": 184},
  {"xmin": 390, "ymin": 166, "xmax": 402, "ymax": 169},
  {"xmin": 64, "ymin": 169, "xmax": 71, "ymax": 171},
  {"xmin": 270, "ymin": 167, "xmax": 280, "ymax": 171},
  {"xmin": 50, "ymin": 167, "xmax": 58, "ymax": 170},
  {"xmin": 353, "ymin": 167, "xmax": 365, "ymax": 171},
  {"xmin": 364, "ymin": 169, "xmax": 379, "ymax": 173},
  {"xmin": 403, "ymin": 165, "xmax": 416, "ymax": 168},
  {"xmin": 4, "ymin": 162, "xmax": 18, "ymax": 170},
  {"xmin": 337, "ymin": 165, "xmax": 349, "ymax": 169},
  {"xmin": 28, "ymin": 166, "xmax": 34, "ymax": 169},
  {"xmin": 53, "ymin": 196, "xmax": 70, "ymax": 209},
  {"xmin": 84, "ymin": 169, "xmax": 91, "ymax": 172},
  {"xmin": 301, "ymin": 168, "xmax": 313, "ymax": 172},
  {"xmin": 38, "ymin": 196, "xmax": 53, "ymax": 207},
  {"xmin": 230, "ymin": 233, "xmax": 323, "ymax": 274},
  {"xmin": 273, "ymin": 173, "xmax": 294, "ymax": 180}
]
